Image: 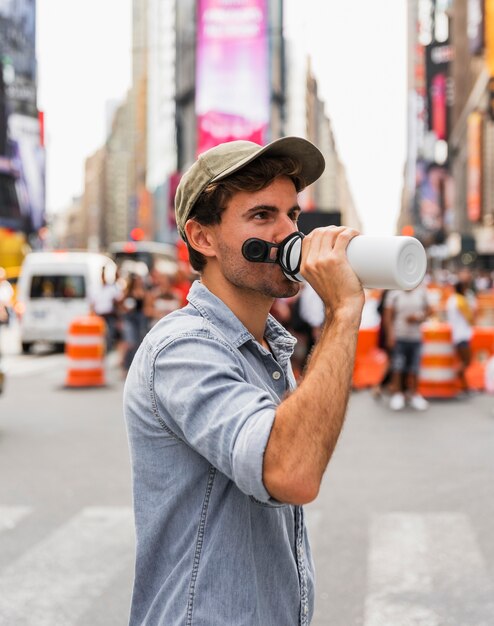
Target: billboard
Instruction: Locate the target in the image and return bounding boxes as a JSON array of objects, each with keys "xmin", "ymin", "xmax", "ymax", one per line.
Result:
[
  {"xmin": 466, "ymin": 111, "xmax": 482, "ymax": 222},
  {"xmin": 8, "ymin": 113, "xmax": 45, "ymax": 232},
  {"xmin": 487, "ymin": 0, "xmax": 494, "ymax": 74},
  {"xmin": 195, "ymin": 0, "xmax": 270, "ymax": 154},
  {"xmin": 425, "ymin": 42, "xmax": 452, "ymax": 142},
  {"xmin": 0, "ymin": 0, "xmax": 44, "ymax": 234},
  {"xmin": 412, "ymin": 159, "xmax": 453, "ymax": 243},
  {"xmin": 0, "ymin": 0, "xmax": 37, "ymax": 116},
  {"xmin": 467, "ymin": 0, "xmax": 484, "ymax": 55}
]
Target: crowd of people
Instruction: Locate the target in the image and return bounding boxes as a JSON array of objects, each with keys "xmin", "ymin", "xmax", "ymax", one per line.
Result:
[
  {"xmin": 2, "ymin": 246, "xmax": 491, "ymax": 399},
  {"xmin": 269, "ymin": 266, "xmax": 488, "ymax": 411},
  {"xmin": 90, "ymin": 260, "xmax": 193, "ymax": 374}
]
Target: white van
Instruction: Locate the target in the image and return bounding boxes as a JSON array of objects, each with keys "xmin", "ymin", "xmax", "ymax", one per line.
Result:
[{"xmin": 16, "ymin": 251, "xmax": 116, "ymax": 353}]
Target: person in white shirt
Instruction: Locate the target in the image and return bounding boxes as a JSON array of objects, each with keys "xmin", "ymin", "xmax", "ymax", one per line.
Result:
[
  {"xmin": 90, "ymin": 267, "xmax": 122, "ymax": 351},
  {"xmin": 383, "ymin": 284, "xmax": 432, "ymax": 411}
]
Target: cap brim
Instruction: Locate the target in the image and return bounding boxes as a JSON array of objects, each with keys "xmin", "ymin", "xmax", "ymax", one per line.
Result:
[{"xmin": 210, "ymin": 136, "xmax": 325, "ymax": 188}]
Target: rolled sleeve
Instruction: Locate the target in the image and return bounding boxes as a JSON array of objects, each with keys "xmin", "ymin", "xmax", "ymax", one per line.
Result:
[
  {"xmin": 231, "ymin": 406, "xmax": 275, "ymax": 502},
  {"xmin": 151, "ymin": 332, "xmax": 277, "ymax": 501}
]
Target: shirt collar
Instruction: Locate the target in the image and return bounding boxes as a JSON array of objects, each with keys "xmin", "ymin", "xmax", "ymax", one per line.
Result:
[{"xmin": 186, "ymin": 280, "xmax": 296, "ymax": 354}]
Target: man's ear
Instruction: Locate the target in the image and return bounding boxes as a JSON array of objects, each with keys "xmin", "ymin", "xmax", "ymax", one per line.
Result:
[{"xmin": 184, "ymin": 219, "xmax": 216, "ymax": 258}]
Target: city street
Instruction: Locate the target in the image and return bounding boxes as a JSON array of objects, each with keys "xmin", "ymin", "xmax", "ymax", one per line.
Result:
[{"xmin": 1, "ymin": 324, "xmax": 494, "ymax": 626}]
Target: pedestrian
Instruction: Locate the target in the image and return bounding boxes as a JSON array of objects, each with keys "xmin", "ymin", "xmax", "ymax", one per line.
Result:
[
  {"xmin": 118, "ymin": 273, "xmax": 148, "ymax": 372},
  {"xmin": 123, "ymin": 137, "xmax": 364, "ymax": 625},
  {"xmin": 90, "ymin": 266, "xmax": 122, "ymax": 351},
  {"xmin": 372, "ymin": 289, "xmax": 393, "ymax": 399},
  {"xmin": 383, "ymin": 284, "xmax": 432, "ymax": 411},
  {"xmin": 0, "ymin": 267, "xmax": 13, "ymax": 395},
  {"xmin": 143, "ymin": 260, "xmax": 183, "ymax": 327},
  {"xmin": 446, "ymin": 279, "xmax": 476, "ymax": 395}
]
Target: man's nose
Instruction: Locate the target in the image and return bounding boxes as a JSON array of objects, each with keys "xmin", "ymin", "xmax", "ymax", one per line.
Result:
[{"xmin": 275, "ymin": 214, "xmax": 298, "ymax": 242}]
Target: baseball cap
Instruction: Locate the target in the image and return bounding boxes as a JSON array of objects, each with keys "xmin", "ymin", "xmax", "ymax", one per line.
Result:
[{"xmin": 174, "ymin": 136, "xmax": 325, "ymax": 239}]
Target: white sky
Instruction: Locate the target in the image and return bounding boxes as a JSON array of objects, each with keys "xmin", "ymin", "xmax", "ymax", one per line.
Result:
[{"xmin": 36, "ymin": 0, "xmax": 406, "ymax": 236}]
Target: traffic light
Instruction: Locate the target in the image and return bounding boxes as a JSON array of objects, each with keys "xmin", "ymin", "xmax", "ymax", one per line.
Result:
[{"xmin": 130, "ymin": 227, "xmax": 145, "ymax": 241}]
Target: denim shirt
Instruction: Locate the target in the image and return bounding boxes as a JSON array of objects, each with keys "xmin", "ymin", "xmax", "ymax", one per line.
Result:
[{"xmin": 124, "ymin": 281, "xmax": 315, "ymax": 626}]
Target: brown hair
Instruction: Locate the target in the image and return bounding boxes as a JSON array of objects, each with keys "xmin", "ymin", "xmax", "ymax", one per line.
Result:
[{"xmin": 186, "ymin": 155, "xmax": 307, "ymax": 271}]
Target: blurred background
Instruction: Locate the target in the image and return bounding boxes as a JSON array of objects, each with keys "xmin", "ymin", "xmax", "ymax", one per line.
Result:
[
  {"xmin": 2, "ymin": 0, "xmax": 492, "ymax": 266},
  {"xmin": 2, "ymin": 3, "xmax": 494, "ymax": 625}
]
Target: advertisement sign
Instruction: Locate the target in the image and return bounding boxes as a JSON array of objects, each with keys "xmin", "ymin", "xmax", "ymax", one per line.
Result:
[
  {"xmin": 8, "ymin": 114, "xmax": 45, "ymax": 232},
  {"xmin": 412, "ymin": 159, "xmax": 453, "ymax": 243},
  {"xmin": 487, "ymin": 0, "xmax": 494, "ymax": 74},
  {"xmin": 195, "ymin": 0, "xmax": 269, "ymax": 154},
  {"xmin": 425, "ymin": 43, "xmax": 452, "ymax": 140},
  {"xmin": 424, "ymin": 0, "xmax": 452, "ymax": 166},
  {"xmin": 467, "ymin": 0, "xmax": 484, "ymax": 54},
  {"xmin": 467, "ymin": 111, "xmax": 482, "ymax": 222},
  {"xmin": 0, "ymin": 0, "xmax": 37, "ymax": 116}
]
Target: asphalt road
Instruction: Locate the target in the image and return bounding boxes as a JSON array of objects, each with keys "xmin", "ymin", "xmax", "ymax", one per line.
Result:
[{"xmin": 1, "ymin": 325, "xmax": 493, "ymax": 625}]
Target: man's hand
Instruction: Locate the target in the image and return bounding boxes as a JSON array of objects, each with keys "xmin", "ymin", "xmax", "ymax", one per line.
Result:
[
  {"xmin": 263, "ymin": 226, "xmax": 365, "ymax": 505},
  {"xmin": 300, "ymin": 226, "xmax": 364, "ymax": 319}
]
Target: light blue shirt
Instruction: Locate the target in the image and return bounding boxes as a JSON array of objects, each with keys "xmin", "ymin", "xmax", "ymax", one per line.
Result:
[{"xmin": 124, "ymin": 280, "xmax": 315, "ymax": 625}]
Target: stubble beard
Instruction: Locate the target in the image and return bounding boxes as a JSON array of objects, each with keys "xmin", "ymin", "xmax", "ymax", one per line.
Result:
[{"xmin": 218, "ymin": 241, "xmax": 300, "ymax": 299}]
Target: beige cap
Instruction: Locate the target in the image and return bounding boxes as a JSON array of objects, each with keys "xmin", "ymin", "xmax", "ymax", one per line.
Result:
[{"xmin": 174, "ymin": 136, "xmax": 325, "ymax": 238}]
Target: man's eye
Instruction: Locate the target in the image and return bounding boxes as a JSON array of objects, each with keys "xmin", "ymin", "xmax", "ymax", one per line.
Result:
[{"xmin": 253, "ymin": 211, "xmax": 269, "ymax": 220}]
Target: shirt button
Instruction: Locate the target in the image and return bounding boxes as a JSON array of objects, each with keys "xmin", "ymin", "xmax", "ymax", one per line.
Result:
[{"xmin": 272, "ymin": 371, "xmax": 281, "ymax": 380}]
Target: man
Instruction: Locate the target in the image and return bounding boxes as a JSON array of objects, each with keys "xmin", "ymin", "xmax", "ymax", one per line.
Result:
[
  {"xmin": 124, "ymin": 137, "xmax": 364, "ymax": 625},
  {"xmin": 383, "ymin": 283, "xmax": 431, "ymax": 411}
]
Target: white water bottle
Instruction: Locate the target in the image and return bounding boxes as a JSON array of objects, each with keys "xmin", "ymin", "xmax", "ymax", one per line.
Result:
[{"xmin": 281, "ymin": 235, "xmax": 427, "ymax": 290}]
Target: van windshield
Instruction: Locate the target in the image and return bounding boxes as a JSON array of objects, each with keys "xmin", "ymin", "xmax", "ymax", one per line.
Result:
[{"xmin": 29, "ymin": 275, "xmax": 86, "ymax": 299}]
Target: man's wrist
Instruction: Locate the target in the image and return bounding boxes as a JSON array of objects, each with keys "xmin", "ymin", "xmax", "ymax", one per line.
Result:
[{"xmin": 329, "ymin": 305, "xmax": 362, "ymax": 329}]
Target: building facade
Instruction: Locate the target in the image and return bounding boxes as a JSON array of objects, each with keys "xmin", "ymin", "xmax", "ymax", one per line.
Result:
[{"xmin": 400, "ymin": 0, "xmax": 494, "ymax": 269}]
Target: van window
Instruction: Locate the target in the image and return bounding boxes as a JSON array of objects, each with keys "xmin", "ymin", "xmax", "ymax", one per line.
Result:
[{"xmin": 29, "ymin": 275, "xmax": 86, "ymax": 299}]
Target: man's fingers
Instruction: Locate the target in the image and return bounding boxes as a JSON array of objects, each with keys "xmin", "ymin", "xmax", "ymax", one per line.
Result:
[
  {"xmin": 331, "ymin": 228, "xmax": 360, "ymax": 255},
  {"xmin": 303, "ymin": 226, "xmax": 360, "ymax": 263}
]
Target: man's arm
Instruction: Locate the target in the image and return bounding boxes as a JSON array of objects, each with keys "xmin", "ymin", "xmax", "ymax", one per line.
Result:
[{"xmin": 263, "ymin": 227, "xmax": 364, "ymax": 505}]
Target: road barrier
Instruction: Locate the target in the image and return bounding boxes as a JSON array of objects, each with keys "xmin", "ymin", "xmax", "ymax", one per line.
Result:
[
  {"xmin": 465, "ymin": 326, "xmax": 494, "ymax": 390},
  {"xmin": 352, "ymin": 327, "xmax": 388, "ymax": 389},
  {"xmin": 418, "ymin": 323, "xmax": 460, "ymax": 398},
  {"xmin": 65, "ymin": 316, "xmax": 106, "ymax": 387}
]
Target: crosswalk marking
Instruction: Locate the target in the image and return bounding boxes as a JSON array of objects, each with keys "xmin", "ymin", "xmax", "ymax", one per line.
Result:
[
  {"xmin": 364, "ymin": 513, "xmax": 494, "ymax": 626},
  {"xmin": 0, "ymin": 506, "xmax": 134, "ymax": 626},
  {"xmin": 1, "ymin": 507, "xmax": 493, "ymax": 625},
  {"xmin": 1, "ymin": 354, "xmax": 66, "ymax": 377},
  {"xmin": 0, "ymin": 507, "xmax": 32, "ymax": 533},
  {"xmin": 2, "ymin": 352, "xmax": 119, "ymax": 379}
]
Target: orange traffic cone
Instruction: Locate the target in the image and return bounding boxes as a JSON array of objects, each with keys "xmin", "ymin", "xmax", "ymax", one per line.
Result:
[{"xmin": 65, "ymin": 316, "xmax": 106, "ymax": 387}]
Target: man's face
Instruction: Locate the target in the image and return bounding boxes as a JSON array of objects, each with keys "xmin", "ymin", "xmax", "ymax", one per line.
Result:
[{"xmin": 208, "ymin": 175, "xmax": 301, "ymax": 299}]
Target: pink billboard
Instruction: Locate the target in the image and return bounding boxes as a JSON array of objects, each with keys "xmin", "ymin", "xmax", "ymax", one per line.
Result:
[{"xmin": 196, "ymin": 0, "xmax": 269, "ymax": 155}]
